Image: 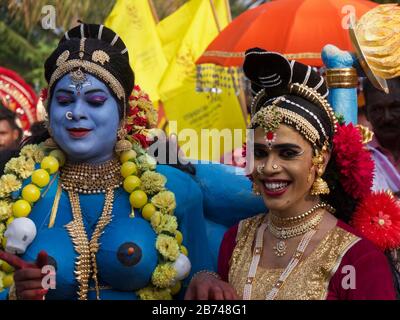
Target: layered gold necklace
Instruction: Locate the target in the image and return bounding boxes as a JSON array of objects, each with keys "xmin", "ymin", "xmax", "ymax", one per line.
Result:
[
  {"xmin": 243, "ymin": 202, "xmax": 335, "ymax": 300},
  {"xmin": 60, "ymin": 158, "xmax": 122, "ymax": 300},
  {"xmin": 267, "ymin": 202, "xmax": 333, "ymax": 257},
  {"xmin": 60, "ymin": 158, "xmax": 122, "ymax": 194}
]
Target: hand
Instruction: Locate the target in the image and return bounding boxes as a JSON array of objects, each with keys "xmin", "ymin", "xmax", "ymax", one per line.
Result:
[
  {"xmin": 0, "ymin": 250, "xmax": 49, "ymax": 300},
  {"xmin": 184, "ymin": 272, "xmax": 240, "ymax": 300}
]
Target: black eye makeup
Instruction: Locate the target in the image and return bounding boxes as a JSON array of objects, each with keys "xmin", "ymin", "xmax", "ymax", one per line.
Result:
[
  {"xmin": 254, "ymin": 147, "xmax": 268, "ymax": 159},
  {"xmin": 279, "ymin": 148, "xmax": 304, "ymax": 159},
  {"xmin": 253, "ymin": 143, "xmax": 304, "ymax": 160}
]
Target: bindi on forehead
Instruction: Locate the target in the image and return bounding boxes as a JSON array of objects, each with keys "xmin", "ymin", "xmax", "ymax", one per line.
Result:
[
  {"xmin": 254, "ymin": 125, "xmax": 308, "ymax": 147},
  {"xmin": 68, "ymin": 69, "xmax": 92, "ymax": 95},
  {"xmin": 55, "ymin": 73, "xmax": 109, "ymax": 97}
]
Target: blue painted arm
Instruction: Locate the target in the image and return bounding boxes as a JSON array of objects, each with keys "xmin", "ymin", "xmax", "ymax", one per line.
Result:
[{"xmin": 322, "ymin": 44, "xmax": 358, "ymax": 124}]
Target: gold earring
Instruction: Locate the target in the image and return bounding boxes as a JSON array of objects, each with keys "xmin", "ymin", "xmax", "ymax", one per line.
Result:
[
  {"xmin": 310, "ymin": 150, "xmax": 330, "ymax": 195},
  {"xmin": 115, "ymin": 126, "xmax": 133, "ymax": 153},
  {"xmin": 252, "ymin": 183, "xmax": 261, "ymax": 196}
]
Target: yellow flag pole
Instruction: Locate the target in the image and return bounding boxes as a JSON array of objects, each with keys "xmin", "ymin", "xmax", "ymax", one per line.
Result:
[
  {"xmin": 209, "ymin": 0, "xmax": 221, "ymax": 32},
  {"xmin": 148, "ymin": 0, "xmax": 159, "ymax": 23},
  {"xmin": 209, "ymin": 0, "xmax": 248, "ymax": 122},
  {"xmin": 225, "ymin": 0, "xmax": 232, "ymax": 23}
]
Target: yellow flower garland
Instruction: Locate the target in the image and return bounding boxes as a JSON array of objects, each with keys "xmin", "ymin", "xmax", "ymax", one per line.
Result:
[
  {"xmin": 0, "ymin": 143, "xmax": 188, "ymax": 300},
  {"xmin": 119, "ymin": 146, "xmax": 187, "ymax": 299}
]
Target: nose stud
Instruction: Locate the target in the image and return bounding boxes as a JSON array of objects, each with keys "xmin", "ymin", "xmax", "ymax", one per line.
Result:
[
  {"xmin": 272, "ymin": 164, "xmax": 280, "ymax": 170},
  {"xmin": 65, "ymin": 111, "xmax": 73, "ymax": 120},
  {"xmin": 256, "ymin": 164, "xmax": 265, "ymax": 175}
]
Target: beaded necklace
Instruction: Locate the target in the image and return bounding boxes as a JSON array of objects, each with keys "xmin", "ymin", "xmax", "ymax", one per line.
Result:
[{"xmin": 243, "ymin": 222, "xmax": 318, "ymax": 300}]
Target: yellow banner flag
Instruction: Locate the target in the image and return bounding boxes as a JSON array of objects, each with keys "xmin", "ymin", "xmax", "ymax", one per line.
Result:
[
  {"xmin": 105, "ymin": 0, "xmax": 167, "ymax": 102},
  {"xmin": 158, "ymin": 0, "xmax": 246, "ymax": 161},
  {"xmin": 157, "ymin": 2, "xmax": 197, "ymax": 64}
]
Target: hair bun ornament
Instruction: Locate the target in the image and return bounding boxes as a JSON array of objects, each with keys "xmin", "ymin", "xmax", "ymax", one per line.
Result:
[
  {"xmin": 243, "ymin": 48, "xmax": 292, "ymax": 97},
  {"xmin": 243, "ymin": 48, "xmax": 329, "ymax": 107}
]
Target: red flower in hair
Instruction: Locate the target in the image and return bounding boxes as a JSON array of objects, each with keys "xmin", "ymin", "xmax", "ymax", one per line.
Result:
[
  {"xmin": 351, "ymin": 192, "xmax": 400, "ymax": 251},
  {"xmin": 125, "ymin": 124, "xmax": 133, "ymax": 134},
  {"xmin": 333, "ymin": 123, "xmax": 374, "ymax": 199},
  {"xmin": 129, "ymin": 106, "xmax": 140, "ymax": 117},
  {"xmin": 132, "ymin": 133, "xmax": 149, "ymax": 148},
  {"xmin": 133, "ymin": 116, "xmax": 147, "ymax": 127},
  {"xmin": 40, "ymin": 88, "xmax": 48, "ymax": 101}
]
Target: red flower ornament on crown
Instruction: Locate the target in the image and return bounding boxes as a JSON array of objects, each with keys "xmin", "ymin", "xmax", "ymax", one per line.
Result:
[{"xmin": 125, "ymin": 85, "xmax": 158, "ymax": 148}]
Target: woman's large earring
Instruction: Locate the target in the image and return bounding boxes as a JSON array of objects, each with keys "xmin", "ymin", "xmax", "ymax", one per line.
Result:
[
  {"xmin": 115, "ymin": 126, "xmax": 132, "ymax": 153},
  {"xmin": 310, "ymin": 150, "xmax": 330, "ymax": 195}
]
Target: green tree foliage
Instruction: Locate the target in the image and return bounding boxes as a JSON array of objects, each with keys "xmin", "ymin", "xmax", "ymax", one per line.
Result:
[{"xmin": 0, "ymin": 0, "xmax": 115, "ymax": 90}]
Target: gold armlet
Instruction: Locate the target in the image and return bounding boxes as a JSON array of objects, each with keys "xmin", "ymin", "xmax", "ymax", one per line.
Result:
[{"xmin": 325, "ymin": 68, "xmax": 358, "ymax": 88}]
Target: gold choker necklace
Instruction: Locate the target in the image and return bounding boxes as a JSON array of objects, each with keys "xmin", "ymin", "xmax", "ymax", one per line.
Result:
[
  {"xmin": 270, "ymin": 202, "xmax": 333, "ymax": 225},
  {"xmin": 60, "ymin": 158, "xmax": 122, "ymax": 194}
]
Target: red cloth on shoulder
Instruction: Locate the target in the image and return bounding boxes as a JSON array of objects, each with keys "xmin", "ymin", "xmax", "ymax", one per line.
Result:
[
  {"xmin": 217, "ymin": 223, "xmax": 238, "ymax": 282},
  {"xmin": 327, "ymin": 220, "xmax": 396, "ymax": 300}
]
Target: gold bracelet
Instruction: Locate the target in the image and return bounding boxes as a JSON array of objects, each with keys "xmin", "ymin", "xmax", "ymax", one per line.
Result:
[
  {"xmin": 325, "ymin": 68, "xmax": 358, "ymax": 88},
  {"xmin": 191, "ymin": 270, "xmax": 221, "ymax": 281}
]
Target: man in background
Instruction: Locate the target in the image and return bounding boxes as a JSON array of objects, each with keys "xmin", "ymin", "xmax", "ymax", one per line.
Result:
[
  {"xmin": 364, "ymin": 77, "xmax": 400, "ymax": 197},
  {"xmin": 0, "ymin": 105, "xmax": 22, "ymax": 152},
  {"xmin": 0, "ymin": 105, "xmax": 22, "ymax": 174}
]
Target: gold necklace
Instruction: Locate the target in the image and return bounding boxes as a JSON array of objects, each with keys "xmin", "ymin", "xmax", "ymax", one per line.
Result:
[
  {"xmin": 267, "ymin": 203, "xmax": 331, "ymax": 257},
  {"xmin": 66, "ymin": 189, "xmax": 114, "ymax": 300},
  {"xmin": 60, "ymin": 158, "xmax": 122, "ymax": 194},
  {"xmin": 269, "ymin": 201, "xmax": 332, "ymax": 224},
  {"xmin": 243, "ymin": 222, "xmax": 316, "ymax": 300}
]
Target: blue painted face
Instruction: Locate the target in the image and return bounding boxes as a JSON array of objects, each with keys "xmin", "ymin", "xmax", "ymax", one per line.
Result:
[{"xmin": 49, "ymin": 73, "xmax": 120, "ymax": 163}]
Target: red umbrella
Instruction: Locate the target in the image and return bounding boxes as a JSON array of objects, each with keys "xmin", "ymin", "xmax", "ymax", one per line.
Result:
[{"xmin": 197, "ymin": 0, "xmax": 378, "ymax": 67}]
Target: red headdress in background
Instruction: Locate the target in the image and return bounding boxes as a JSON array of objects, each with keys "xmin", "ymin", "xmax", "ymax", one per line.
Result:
[{"xmin": 0, "ymin": 67, "xmax": 38, "ymax": 134}]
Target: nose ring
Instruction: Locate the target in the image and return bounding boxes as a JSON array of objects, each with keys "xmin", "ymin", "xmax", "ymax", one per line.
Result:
[
  {"xmin": 65, "ymin": 111, "xmax": 73, "ymax": 120},
  {"xmin": 256, "ymin": 164, "xmax": 265, "ymax": 175},
  {"xmin": 272, "ymin": 164, "xmax": 280, "ymax": 170}
]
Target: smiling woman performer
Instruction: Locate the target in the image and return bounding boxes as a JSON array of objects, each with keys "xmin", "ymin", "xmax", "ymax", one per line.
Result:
[
  {"xmin": 0, "ymin": 23, "xmax": 219, "ymax": 300},
  {"xmin": 185, "ymin": 48, "xmax": 396, "ymax": 300}
]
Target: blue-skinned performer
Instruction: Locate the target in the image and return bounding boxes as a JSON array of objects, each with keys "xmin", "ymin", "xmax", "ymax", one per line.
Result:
[{"xmin": 0, "ymin": 23, "xmax": 265, "ymax": 300}]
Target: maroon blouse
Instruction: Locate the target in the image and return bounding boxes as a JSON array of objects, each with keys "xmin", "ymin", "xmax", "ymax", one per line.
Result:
[{"xmin": 218, "ymin": 219, "xmax": 396, "ymax": 300}]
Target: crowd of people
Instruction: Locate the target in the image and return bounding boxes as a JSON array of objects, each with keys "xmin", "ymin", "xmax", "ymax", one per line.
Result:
[{"xmin": 0, "ymin": 3, "xmax": 399, "ymax": 300}]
